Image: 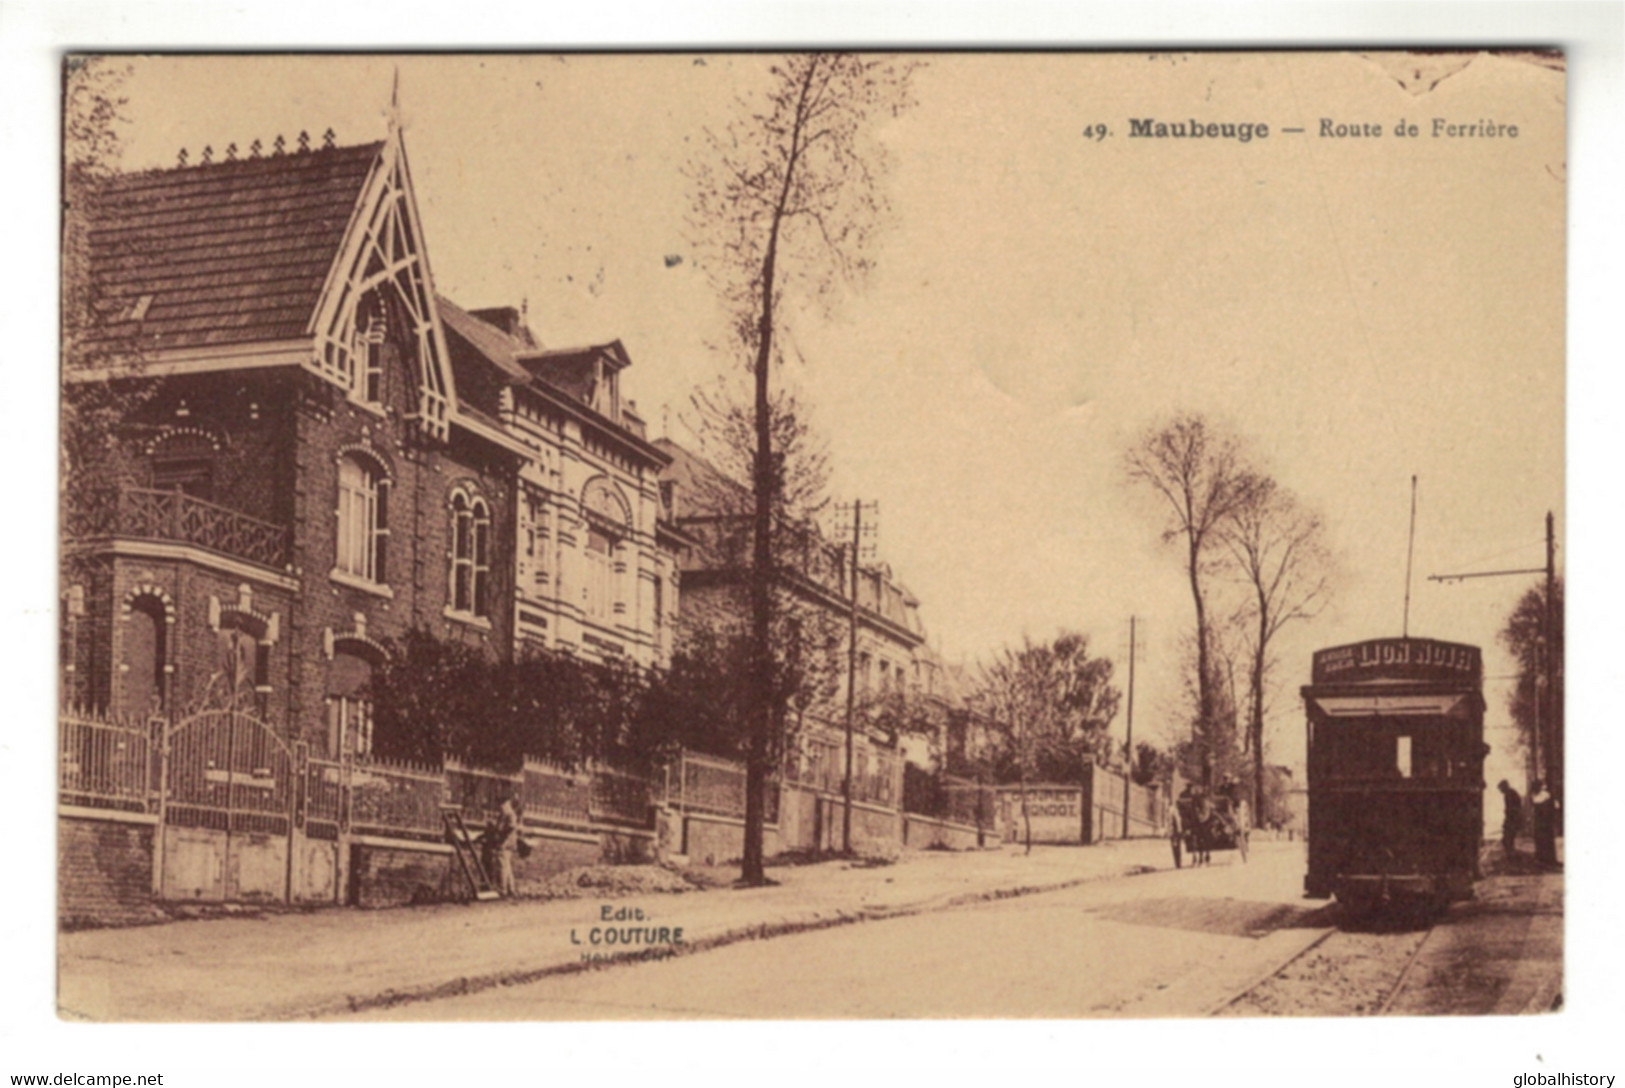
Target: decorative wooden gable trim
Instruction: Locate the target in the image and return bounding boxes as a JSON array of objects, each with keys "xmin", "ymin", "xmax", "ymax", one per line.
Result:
[{"xmin": 307, "ymin": 131, "xmax": 455, "ymax": 442}]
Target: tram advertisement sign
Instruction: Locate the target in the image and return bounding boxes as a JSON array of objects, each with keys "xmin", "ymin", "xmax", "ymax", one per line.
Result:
[{"xmin": 1311, "ymin": 638, "xmax": 1482, "ymax": 685}]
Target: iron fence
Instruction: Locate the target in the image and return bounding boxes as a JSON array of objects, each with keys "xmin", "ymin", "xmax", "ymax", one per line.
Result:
[
  {"xmin": 445, "ymin": 758, "xmax": 521, "ymax": 829},
  {"xmin": 590, "ymin": 763, "xmax": 654, "ymax": 826},
  {"xmin": 349, "ymin": 755, "xmax": 446, "ymax": 839},
  {"xmin": 665, "ymin": 749, "xmax": 779, "ymax": 824},
  {"xmin": 521, "ymin": 759, "xmax": 593, "ymax": 826},
  {"xmin": 59, "ymin": 706, "xmax": 157, "ymax": 813},
  {"xmin": 59, "ymin": 708, "xmax": 658, "ymax": 841}
]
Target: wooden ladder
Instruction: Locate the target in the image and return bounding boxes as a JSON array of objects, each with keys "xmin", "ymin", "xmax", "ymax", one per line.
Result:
[{"xmin": 442, "ymin": 807, "xmax": 501, "ymax": 901}]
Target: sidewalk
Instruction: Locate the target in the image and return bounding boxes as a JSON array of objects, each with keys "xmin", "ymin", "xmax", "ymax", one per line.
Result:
[{"xmin": 58, "ymin": 837, "xmax": 1175, "ymax": 1021}]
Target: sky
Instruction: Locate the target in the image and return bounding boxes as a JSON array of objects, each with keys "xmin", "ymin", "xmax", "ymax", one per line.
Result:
[{"xmin": 100, "ymin": 50, "xmax": 1568, "ymax": 776}]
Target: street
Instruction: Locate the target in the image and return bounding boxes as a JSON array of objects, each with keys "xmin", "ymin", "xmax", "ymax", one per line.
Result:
[{"xmin": 331, "ymin": 842, "xmax": 1559, "ymax": 1020}]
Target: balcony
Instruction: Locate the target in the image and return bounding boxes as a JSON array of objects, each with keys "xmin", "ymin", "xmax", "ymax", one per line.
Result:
[{"xmin": 66, "ymin": 487, "xmax": 292, "ymax": 571}]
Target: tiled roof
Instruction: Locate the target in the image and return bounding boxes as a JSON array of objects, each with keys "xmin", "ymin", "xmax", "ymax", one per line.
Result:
[{"xmin": 79, "ymin": 142, "xmax": 383, "ymax": 353}]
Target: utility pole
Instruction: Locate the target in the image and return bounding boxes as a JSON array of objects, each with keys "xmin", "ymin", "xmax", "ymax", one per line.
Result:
[
  {"xmin": 834, "ymin": 500, "xmax": 877, "ymax": 854},
  {"xmin": 1403, "ymin": 475, "xmax": 1418, "ymax": 637},
  {"xmin": 1123, "ymin": 615, "xmax": 1137, "ymax": 839},
  {"xmin": 1428, "ymin": 510, "xmax": 1560, "ymax": 797},
  {"xmin": 1544, "ymin": 511, "xmax": 1560, "ymax": 816}
]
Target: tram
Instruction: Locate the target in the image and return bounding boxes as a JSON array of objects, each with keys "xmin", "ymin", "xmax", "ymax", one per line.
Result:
[{"xmin": 1301, "ymin": 636, "xmax": 1487, "ymax": 910}]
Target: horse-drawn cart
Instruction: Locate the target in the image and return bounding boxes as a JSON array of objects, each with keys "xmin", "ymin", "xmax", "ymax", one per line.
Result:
[{"xmin": 1171, "ymin": 791, "xmax": 1249, "ymax": 867}]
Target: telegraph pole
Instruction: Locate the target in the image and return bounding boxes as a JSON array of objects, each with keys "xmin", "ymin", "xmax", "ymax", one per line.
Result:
[
  {"xmin": 1123, "ymin": 615, "xmax": 1137, "ymax": 839},
  {"xmin": 1544, "ymin": 511, "xmax": 1559, "ymax": 815},
  {"xmin": 835, "ymin": 500, "xmax": 877, "ymax": 854},
  {"xmin": 1427, "ymin": 510, "xmax": 1560, "ymax": 796}
]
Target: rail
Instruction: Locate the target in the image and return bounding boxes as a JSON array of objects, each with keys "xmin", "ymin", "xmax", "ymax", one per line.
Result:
[
  {"xmin": 66, "ymin": 487, "xmax": 292, "ymax": 569},
  {"xmin": 59, "ymin": 706, "xmax": 157, "ymax": 813},
  {"xmin": 349, "ymin": 755, "xmax": 447, "ymax": 839}
]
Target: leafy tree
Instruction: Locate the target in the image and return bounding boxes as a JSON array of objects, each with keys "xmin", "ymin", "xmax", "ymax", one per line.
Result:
[
  {"xmin": 686, "ymin": 53, "xmax": 917, "ymax": 884},
  {"xmin": 1132, "ymin": 741, "xmax": 1174, "ymax": 788},
  {"xmin": 1500, "ymin": 577, "xmax": 1563, "ymax": 793},
  {"xmin": 61, "ymin": 57, "xmax": 154, "ymax": 495},
  {"xmin": 975, "ymin": 632, "xmax": 1119, "ymax": 853},
  {"xmin": 370, "ymin": 630, "xmax": 649, "ymax": 772}
]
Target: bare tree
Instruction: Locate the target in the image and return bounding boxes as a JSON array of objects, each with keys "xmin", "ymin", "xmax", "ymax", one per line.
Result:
[
  {"xmin": 1124, "ymin": 414, "xmax": 1253, "ymax": 785},
  {"xmin": 1219, "ymin": 475, "xmax": 1331, "ymax": 818},
  {"xmin": 686, "ymin": 53, "xmax": 917, "ymax": 884}
]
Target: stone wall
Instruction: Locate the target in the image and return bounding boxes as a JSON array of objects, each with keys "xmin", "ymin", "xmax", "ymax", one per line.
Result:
[
  {"xmin": 901, "ymin": 813, "xmax": 982, "ymax": 851},
  {"xmin": 348, "ymin": 840, "xmax": 458, "ymax": 908}
]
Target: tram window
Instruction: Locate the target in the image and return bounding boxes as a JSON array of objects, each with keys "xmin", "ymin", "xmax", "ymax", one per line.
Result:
[{"xmin": 1396, "ymin": 735, "xmax": 1412, "ymax": 778}]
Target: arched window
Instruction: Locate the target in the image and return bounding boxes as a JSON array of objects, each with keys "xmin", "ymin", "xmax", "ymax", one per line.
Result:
[
  {"xmin": 336, "ymin": 454, "xmax": 388, "ymax": 584},
  {"xmin": 450, "ymin": 490, "xmax": 491, "ymax": 618},
  {"xmin": 121, "ymin": 596, "xmax": 167, "ymax": 717},
  {"xmin": 325, "ymin": 649, "xmax": 374, "ymax": 757}
]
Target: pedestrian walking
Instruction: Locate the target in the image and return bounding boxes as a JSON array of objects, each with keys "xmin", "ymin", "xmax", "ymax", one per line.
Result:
[
  {"xmin": 1530, "ymin": 779, "xmax": 1559, "ymax": 869},
  {"xmin": 1497, "ymin": 779, "xmax": 1522, "ymax": 858}
]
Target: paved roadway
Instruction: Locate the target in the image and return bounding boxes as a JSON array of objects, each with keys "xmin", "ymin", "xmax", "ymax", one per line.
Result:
[{"xmin": 342, "ymin": 842, "xmax": 1339, "ymax": 1020}]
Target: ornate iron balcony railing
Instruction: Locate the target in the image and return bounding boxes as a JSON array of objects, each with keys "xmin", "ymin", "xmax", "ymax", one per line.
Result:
[{"xmin": 66, "ymin": 487, "xmax": 291, "ymax": 570}]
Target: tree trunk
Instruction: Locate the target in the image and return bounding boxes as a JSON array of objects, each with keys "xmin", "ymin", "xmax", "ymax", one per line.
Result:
[
  {"xmin": 1187, "ymin": 542, "xmax": 1214, "ymax": 786},
  {"xmin": 1019, "ymin": 762, "xmax": 1032, "ymax": 855},
  {"xmin": 741, "ymin": 228, "xmax": 779, "ymax": 886},
  {"xmin": 1251, "ymin": 609, "xmax": 1267, "ymax": 824}
]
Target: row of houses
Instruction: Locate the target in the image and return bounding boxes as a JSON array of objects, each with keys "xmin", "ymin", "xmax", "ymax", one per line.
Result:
[{"xmin": 59, "ymin": 125, "xmax": 958, "ymax": 915}]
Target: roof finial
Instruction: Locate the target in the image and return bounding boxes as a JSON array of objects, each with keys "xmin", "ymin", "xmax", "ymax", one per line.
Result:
[
  {"xmin": 177, "ymin": 147, "xmax": 189, "ymax": 167},
  {"xmin": 322, "ymin": 128, "xmax": 336, "ymax": 149},
  {"xmin": 272, "ymin": 134, "xmax": 285, "ymax": 156},
  {"xmin": 297, "ymin": 130, "xmax": 310, "ymax": 153},
  {"xmin": 225, "ymin": 142, "xmax": 238, "ymax": 161},
  {"xmin": 249, "ymin": 138, "xmax": 262, "ymax": 159},
  {"xmin": 201, "ymin": 145, "xmax": 213, "ymax": 164},
  {"xmin": 387, "ymin": 66, "xmax": 402, "ymax": 137}
]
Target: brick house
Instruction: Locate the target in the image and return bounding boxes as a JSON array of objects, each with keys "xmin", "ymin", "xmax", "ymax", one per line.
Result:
[
  {"xmin": 437, "ymin": 301, "xmax": 688, "ymax": 671},
  {"xmin": 654, "ymin": 438, "xmax": 930, "ymax": 839},
  {"xmin": 61, "ymin": 128, "xmax": 683, "ymax": 761}
]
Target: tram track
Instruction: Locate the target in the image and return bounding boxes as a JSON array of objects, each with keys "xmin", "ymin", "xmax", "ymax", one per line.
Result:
[
  {"xmin": 1210, "ymin": 910, "xmax": 1442, "ymax": 1017},
  {"xmin": 1374, "ymin": 923, "xmax": 1436, "ymax": 1015}
]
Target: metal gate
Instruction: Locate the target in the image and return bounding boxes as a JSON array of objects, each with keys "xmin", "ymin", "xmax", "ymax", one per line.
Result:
[{"xmin": 158, "ymin": 708, "xmax": 296, "ymax": 902}]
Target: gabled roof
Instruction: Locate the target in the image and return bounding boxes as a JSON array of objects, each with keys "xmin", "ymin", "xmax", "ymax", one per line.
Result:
[
  {"xmin": 437, "ymin": 294, "xmax": 534, "ymax": 419},
  {"xmin": 81, "ymin": 142, "xmax": 384, "ymax": 353},
  {"xmin": 516, "ymin": 341, "xmax": 630, "ymax": 406}
]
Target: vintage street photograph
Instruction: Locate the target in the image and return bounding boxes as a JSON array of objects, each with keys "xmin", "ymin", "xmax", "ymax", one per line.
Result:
[{"xmin": 53, "ymin": 47, "xmax": 1570, "ymax": 1036}]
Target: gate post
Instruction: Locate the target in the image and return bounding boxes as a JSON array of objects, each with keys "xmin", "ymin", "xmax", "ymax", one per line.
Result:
[
  {"xmin": 150, "ymin": 715, "xmax": 170, "ymax": 898},
  {"xmin": 336, "ymin": 748, "xmax": 353, "ymax": 906},
  {"xmin": 288, "ymin": 740, "xmax": 307, "ymax": 902}
]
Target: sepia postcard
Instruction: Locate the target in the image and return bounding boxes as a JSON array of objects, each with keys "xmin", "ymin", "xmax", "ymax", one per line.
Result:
[{"xmin": 45, "ymin": 42, "xmax": 1580, "ymax": 1064}]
